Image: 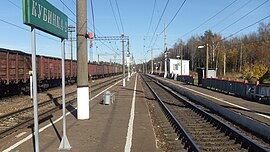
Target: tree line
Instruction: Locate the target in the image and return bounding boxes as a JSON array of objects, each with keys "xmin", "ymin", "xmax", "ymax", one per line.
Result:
[{"xmin": 147, "ymin": 22, "xmax": 270, "ymax": 83}]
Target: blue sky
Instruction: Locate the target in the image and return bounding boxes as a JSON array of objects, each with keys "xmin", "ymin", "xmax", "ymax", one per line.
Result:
[{"xmin": 0, "ymin": 0, "xmax": 269, "ymax": 64}]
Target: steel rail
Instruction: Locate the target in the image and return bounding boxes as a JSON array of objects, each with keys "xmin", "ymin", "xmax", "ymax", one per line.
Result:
[
  {"xmin": 143, "ymin": 74, "xmax": 269, "ymax": 152},
  {"xmin": 141, "ymin": 74, "xmax": 201, "ymax": 152},
  {"xmin": 0, "ymin": 76, "xmax": 121, "ymax": 138}
]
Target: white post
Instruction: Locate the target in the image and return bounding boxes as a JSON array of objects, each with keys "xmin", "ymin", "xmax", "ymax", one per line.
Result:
[
  {"xmin": 29, "ymin": 71, "xmax": 33, "ymax": 99},
  {"xmin": 31, "ymin": 26, "xmax": 40, "ymax": 152},
  {"xmin": 151, "ymin": 49, "xmax": 153, "ymax": 74},
  {"xmin": 164, "ymin": 49, "xmax": 168, "ymax": 78},
  {"xmin": 59, "ymin": 39, "xmax": 71, "ymax": 150}
]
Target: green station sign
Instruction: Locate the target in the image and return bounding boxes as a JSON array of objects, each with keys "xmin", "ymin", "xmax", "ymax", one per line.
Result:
[{"xmin": 23, "ymin": 0, "xmax": 68, "ymax": 39}]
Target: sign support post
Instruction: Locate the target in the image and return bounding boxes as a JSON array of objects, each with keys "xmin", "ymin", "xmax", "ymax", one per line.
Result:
[
  {"xmin": 23, "ymin": 0, "xmax": 69, "ymax": 150},
  {"xmin": 59, "ymin": 39, "xmax": 71, "ymax": 150},
  {"xmin": 31, "ymin": 26, "xmax": 40, "ymax": 152}
]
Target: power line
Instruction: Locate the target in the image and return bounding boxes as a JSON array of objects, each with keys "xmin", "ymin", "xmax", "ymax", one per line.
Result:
[
  {"xmin": 0, "ymin": 18, "xmax": 59, "ymax": 42},
  {"xmin": 7, "ymin": 0, "xmax": 74, "ymax": 42},
  {"xmin": 0, "ymin": 18, "xmax": 28, "ymax": 32},
  {"xmin": 211, "ymin": 0, "xmax": 252, "ymax": 30},
  {"xmin": 90, "ymin": 0, "xmax": 96, "ymax": 36},
  {"xmin": 109, "ymin": 0, "xmax": 121, "ymax": 34},
  {"xmin": 59, "ymin": 0, "xmax": 76, "ymax": 16},
  {"xmin": 159, "ymin": 0, "xmax": 187, "ymax": 34},
  {"xmin": 59, "ymin": 0, "xmax": 76, "ymax": 24},
  {"xmin": 219, "ymin": 0, "xmax": 269, "ymax": 33},
  {"xmin": 146, "ymin": 0, "xmax": 157, "ymax": 36},
  {"xmin": 115, "ymin": 0, "xmax": 125, "ymax": 33},
  {"xmin": 181, "ymin": 0, "xmax": 238, "ymax": 38},
  {"xmin": 223, "ymin": 14, "xmax": 270, "ymax": 40},
  {"xmin": 70, "ymin": 0, "xmax": 76, "ymax": 5},
  {"xmin": 8, "ymin": 0, "xmax": 21, "ymax": 9},
  {"xmin": 68, "ymin": 0, "xmax": 121, "ymax": 56},
  {"xmin": 149, "ymin": 0, "xmax": 170, "ymax": 49}
]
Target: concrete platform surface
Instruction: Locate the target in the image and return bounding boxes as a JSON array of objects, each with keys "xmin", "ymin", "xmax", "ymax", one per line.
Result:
[{"xmin": 1, "ymin": 74, "xmax": 158, "ymax": 152}]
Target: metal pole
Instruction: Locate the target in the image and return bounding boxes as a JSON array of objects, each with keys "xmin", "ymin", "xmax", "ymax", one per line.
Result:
[
  {"xmin": 30, "ymin": 72, "xmax": 33, "ymax": 99},
  {"xmin": 59, "ymin": 39, "xmax": 71, "ymax": 150},
  {"xmin": 164, "ymin": 48, "xmax": 167, "ymax": 78},
  {"xmin": 77, "ymin": 0, "xmax": 89, "ymax": 120},
  {"xmin": 31, "ymin": 26, "xmax": 39, "ymax": 152},
  {"xmin": 240, "ymin": 42, "xmax": 243, "ymax": 71},
  {"xmin": 155, "ymin": 63, "xmax": 157, "ymax": 73},
  {"xmin": 224, "ymin": 52, "xmax": 226, "ymax": 76},
  {"xmin": 127, "ymin": 40, "xmax": 130, "ymax": 81},
  {"xmin": 145, "ymin": 59, "xmax": 147, "ymax": 73},
  {"xmin": 70, "ymin": 31, "xmax": 73, "ymax": 76},
  {"xmin": 142, "ymin": 61, "xmax": 144, "ymax": 73},
  {"xmin": 122, "ymin": 33, "xmax": 125, "ymax": 87},
  {"xmin": 68, "ymin": 25, "xmax": 75, "ymax": 77},
  {"xmin": 181, "ymin": 45, "xmax": 183, "ymax": 75},
  {"xmin": 159, "ymin": 61, "xmax": 162, "ymax": 74},
  {"xmin": 206, "ymin": 43, "xmax": 209, "ymax": 78},
  {"xmin": 151, "ymin": 49, "xmax": 153, "ymax": 74},
  {"xmin": 164, "ymin": 23, "xmax": 167, "ymax": 78}
]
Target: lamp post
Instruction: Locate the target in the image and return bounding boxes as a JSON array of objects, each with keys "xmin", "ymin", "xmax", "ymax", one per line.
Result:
[
  {"xmin": 143, "ymin": 61, "xmax": 145, "ymax": 73},
  {"xmin": 154, "ymin": 62, "xmax": 157, "ymax": 73},
  {"xmin": 198, "ymin": 43, "xmax": 209, "ymax": 78},
  {"xmin": 145, "ymin": 59, "xmax": 147, "ymax": 73},
  {"xmin": 158, "ymin": 61, "xmax": 160, "ymax": 74},
  {"xmin": 164, "ymin": 48, "xmax": 168, "ymax": 78},
  {"xmin": 176, "ymin": 55, "xmax": 180, "ymax": 75},
  {"xmin": 151, "ymin": 49, "xmax": 154, "ymax": 74}
]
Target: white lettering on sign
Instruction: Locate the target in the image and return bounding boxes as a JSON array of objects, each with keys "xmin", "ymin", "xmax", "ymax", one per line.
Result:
[
  {"xmin": 31, "ymin": 0, "xmax": 37, "ymax": 17},
  {"xmin": 43, "ymin": 7, "xmax": 47, "ymax": 21},
  {"xmin": 30, "ymin": 0, "xmax": 67, "ymax": 33},
  {"xmin": 47, "ymin": 10, "xmax": 52, "ymax": 24}
]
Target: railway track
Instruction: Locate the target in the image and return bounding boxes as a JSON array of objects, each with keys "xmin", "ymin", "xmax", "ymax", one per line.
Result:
[
  {"xmin": 0, "ymin": 76, "xmax": 122, "ymax": 138},
  {"xmin": 142, "ymin": 74, "xmax": 269, "ymax": 152}
]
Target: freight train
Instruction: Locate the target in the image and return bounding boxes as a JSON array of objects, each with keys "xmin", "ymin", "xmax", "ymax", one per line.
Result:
[{"xmin": 0, "ymin": 48, "xmax": 122, "ymax": 98}]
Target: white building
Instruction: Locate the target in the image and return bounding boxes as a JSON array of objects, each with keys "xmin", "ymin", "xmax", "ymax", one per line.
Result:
[{"xmin": 169, "ymin": 58, "xmax": 190, "ymax": 75}]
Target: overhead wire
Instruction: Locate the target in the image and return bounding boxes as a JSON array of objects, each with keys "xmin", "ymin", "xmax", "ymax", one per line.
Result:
[
  {"xmin": 109, "ymin": 0, "xmax": 121, "ymax": 34},
  {"xmin": 58, "ymin": 0, "xmax": 76, "ymax": 24},
  {"xmin": 63, "ymin": 0, "xmax": 120, "ymax": 57},
  {"xmin": 90, "ymin": 0, "xmax": 96, "ymax": 36},
  {"xmin": 115, "ymin": 0, "xmax": 125, "ymax": 33},
  {"xmin": 181, "ymin": 0, "xmax": 238, "ymax": 38},
  {"xmin": 218, "ymin": 0, "xmax": 269, "ymax": 33},
  {"xmin": 8, "ymin": 0, "xmax": 21, "ymax": 9},
  {"xmin": 210, "ymin": 0, "xmax": 252, "ymax": 30},
  {"xmin": 223, "ymin": 13, "xmax": 270, "ymax": 40},
  {"xmin": 62, "ymin": 0, "xmax": 116, "ymax": 57},
  {"xmin": 148, "ymin": 0, "xmax": 170, "ymax": 49},
  {"xmin": 4, "ymin": 1, "xmax": 63, "ymax": 43},
  {"xmin": 146, "ymin": 0, "xmax": 157, "ymax": 36},
  {"xmin": 70, "ymin": 0, "xmax": 76, "ymax": 5},
  {"xmin": 0, "ymin": 18, "xmax": 59, "ymax": 42},
  {"xmin": 59, "ymin": 0, "xmax": 76, "ymax": 16},
  {"xmin": 159, "ymin": 0, "xmax": 187, "ymax": 34}
]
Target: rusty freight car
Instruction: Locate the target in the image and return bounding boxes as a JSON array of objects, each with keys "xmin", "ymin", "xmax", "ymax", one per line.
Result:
[{"xmin": 0, "ymin": 48, "xmax": 122, "ymax": 98}]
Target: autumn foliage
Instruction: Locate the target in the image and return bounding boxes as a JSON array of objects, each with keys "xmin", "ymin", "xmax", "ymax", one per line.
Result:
[
  {"xmin": 241, "ymin": 64, "xmax": 268, "ymax": 82},
  {"xmin": 145, "ymin": 22, "xmax": 270, "ymax": 83}
]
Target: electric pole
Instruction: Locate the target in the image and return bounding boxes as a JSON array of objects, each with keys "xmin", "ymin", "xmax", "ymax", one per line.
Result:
[
  {"xmin": 127, "ymin": 39, "xmax": 130, "ymax": 81},
  {"xmin": 164, "ymin": 24, "xmax": 167, "ymax": 78},
  {"xmin": 122, "ymin": 33, "xmax": 125, "ymax": 87},
  {"xmin": 68, "ymin": 25, "xmax": 75, "ymax": 76},
  {"xmin": 151, "ymin": 49, "xmax": 153, "ymax": 74},
  {"xmin": 77, "ymin": 0, "xmax": 89, "ymax": 120}
]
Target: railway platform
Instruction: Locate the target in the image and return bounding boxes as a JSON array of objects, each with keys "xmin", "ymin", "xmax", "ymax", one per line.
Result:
[
  {"xmin": 1, "ymin": 73, "xmax": 158, "ymax": 152},
  {"xmin": 151, "ymin": 74, "xmax": 270, "ymax": 126}
]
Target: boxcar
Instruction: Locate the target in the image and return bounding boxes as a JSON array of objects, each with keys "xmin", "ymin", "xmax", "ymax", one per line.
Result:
[{"xmin": 0, "ymin": 48, "xmax": 121, "ymax": 97}]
